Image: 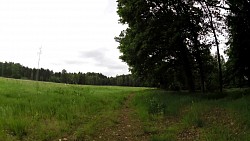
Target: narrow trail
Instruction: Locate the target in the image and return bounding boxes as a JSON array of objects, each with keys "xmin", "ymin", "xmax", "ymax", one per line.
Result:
[{"xmin": 93, "ymin": 93, "xmax": 150, "ymax": 141}]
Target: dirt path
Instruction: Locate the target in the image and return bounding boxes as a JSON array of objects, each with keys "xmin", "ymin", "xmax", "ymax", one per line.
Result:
[{"xmin": 93, "ymin": 93, "xmax": 150, "ymax": 141}]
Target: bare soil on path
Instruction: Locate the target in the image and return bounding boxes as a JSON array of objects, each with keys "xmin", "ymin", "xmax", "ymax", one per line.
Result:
[{"xmin": 93, "ymin": 93, "xmax": 150, "ymax": 141}]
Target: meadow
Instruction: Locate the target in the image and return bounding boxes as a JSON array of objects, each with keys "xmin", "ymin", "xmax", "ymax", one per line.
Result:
[
  {"xmin": 0, "ymin": 77, "xmax": 250, "ymax": 141},
  {"xmin": 0, "ymin": 77, "xmax": 144, "ymax": 141}
]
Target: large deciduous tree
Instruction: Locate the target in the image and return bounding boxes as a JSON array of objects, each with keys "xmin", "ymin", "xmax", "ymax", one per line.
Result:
[{"xmin": 116, "ymin": 0, "xmax": 216, "ymax": 92}]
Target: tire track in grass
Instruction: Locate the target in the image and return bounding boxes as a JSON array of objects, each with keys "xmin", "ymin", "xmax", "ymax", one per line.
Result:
[{"xmin": 93, "ymin": 93, "xmax": 150, "ymax": 141}]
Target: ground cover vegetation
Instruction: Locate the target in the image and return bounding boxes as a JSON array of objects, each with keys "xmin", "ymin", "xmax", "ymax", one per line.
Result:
[
  {"xmin": 1, "ymin": 77, "xmax": 250, "ymax": 140},
  {"xmin": 0, "ymin": 77, "xmax": 144, "ymax": 140},
  {"xmin": 132, "ymin": 88, "xmax": 250, "ymax": 140}
]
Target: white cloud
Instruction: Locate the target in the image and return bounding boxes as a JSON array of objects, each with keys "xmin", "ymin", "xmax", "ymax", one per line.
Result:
[{"xmin": 0, "ymin": 0, "xmax": 129, "ymax": 76}]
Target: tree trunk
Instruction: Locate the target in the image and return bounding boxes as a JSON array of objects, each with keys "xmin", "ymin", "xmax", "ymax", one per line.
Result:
[
  {"xmin": 194, "ymin": 45, "xmax": 205, "ymax": 93},
  {"xmin": 203, "ymin": 1, "xmax": 223, "ymax": 92},
  {"xmin": 180, "ymin": 43, "xmax": 195, "ymax": 92}
]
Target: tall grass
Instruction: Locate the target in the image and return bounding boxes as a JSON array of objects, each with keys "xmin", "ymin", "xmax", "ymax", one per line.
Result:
[
  {"xmin": 1, "ymin": 77, "xmax": 249, "ymax": 140},
  {"xmin": 0, "ymin": 77, "xmax": 144, "ymax": 140},
  {"xmin": 132, "ymin": 89, "xmax": 250, "ymax": 141}
]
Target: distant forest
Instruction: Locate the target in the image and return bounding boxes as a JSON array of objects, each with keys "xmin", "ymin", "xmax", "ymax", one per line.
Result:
[{"xmin": 0, "ymin": 61, "xmax": 147, "ymax": 87}]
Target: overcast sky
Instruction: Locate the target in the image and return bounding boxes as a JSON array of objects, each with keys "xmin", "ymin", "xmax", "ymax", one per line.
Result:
[{"xmin": 0, "ymin": 0, "xmax": 129, "ymax": 77}]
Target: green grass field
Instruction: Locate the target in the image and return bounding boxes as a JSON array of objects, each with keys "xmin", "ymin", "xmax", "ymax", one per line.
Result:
[
  {"xmin": 0, "ymin": 77, "xmax": 250, "ymax": 141},
  {"xmin": 132, "ymin": 89, "xmax": 250, "ymax": 141},
  {"xmin": 0, "ymin": 77, "xmax": 144, "ymax": 141}
]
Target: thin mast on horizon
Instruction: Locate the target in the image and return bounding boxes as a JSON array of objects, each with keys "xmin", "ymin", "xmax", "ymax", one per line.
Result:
[{"xmin": 36, "ymin": 46, "xmax": 42, "ymax": 81}]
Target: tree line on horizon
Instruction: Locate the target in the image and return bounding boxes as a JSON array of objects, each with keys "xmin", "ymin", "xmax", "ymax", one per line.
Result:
[
  {"xmin": 116, "ymin": 0, "xmax": 250, "ymax": 92},
  {"xmin": 0, "ymin": 61, "xmax": 147, "ymax": 87}
]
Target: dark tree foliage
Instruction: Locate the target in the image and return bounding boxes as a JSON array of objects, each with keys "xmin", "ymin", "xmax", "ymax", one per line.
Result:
[
  {"xmin": 226, "ymin": 0, "xmax": 250, "ymax": 87},
  {"xmin": 116, "ymin": 0, "xmax": 218, "ymax": 92}
]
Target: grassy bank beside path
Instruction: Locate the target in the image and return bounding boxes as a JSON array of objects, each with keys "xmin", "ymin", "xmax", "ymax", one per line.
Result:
[{"xmin": 132, "ymin": 89, "xmax": 250, "ymax": 141}]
